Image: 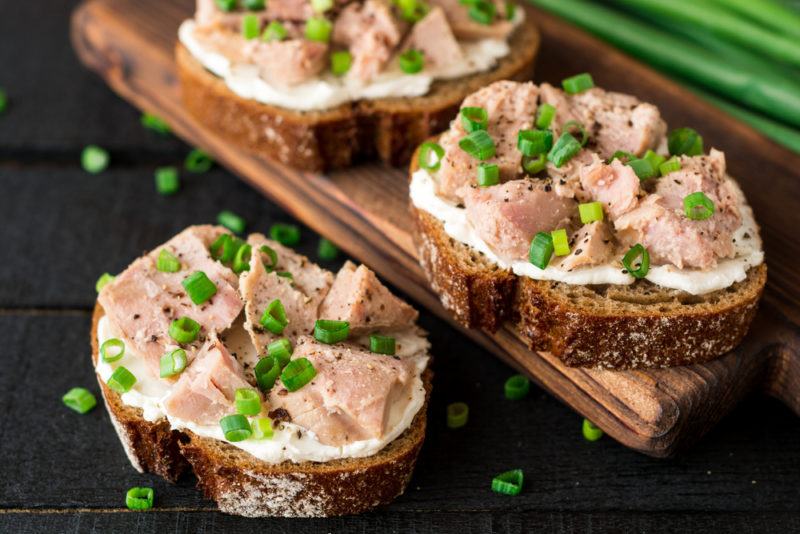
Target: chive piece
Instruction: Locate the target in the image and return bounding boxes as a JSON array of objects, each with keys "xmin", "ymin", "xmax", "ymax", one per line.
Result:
[
  {"xmin": 659, "ymin": 156, "xmax": 681, "ymax": 176},
  {"xmin": 547, "ymin": 132, "xmax": 582, "ymax": 168},
  {"xmin": 251, "ymin": 417, "xmax": 274, "ymax": 439},
  {"xmin": 157, "ymin": 248, "xmax": 181, "ymax": 273},
  {"xmin": 220, "ymin": 414, "xmax": 252, "ymax": 442},
  {"xmin": 243, "ymin": 0, "xmax": 265, "ymax": 9},
  {"xmin": 582, "ymin": 418, "xmax": 604, "ymax": 442},
  {"xmin": 280, "ymin": 357, "xmax": 317, "ymax": 392},
  {"xmin": 578, "ymin": 201, "xmax": 604, "ymax": 223},
  {"xmin": 535, "ymin": 103, "xmax": 556, "ymax": 129},
  {"xmin": 317, "ymin": 238, "xmax": 339, "ymax": 261},
  {"xmin": 562, "ymin": 72, "xmax": 595, "ymax": 94},
  {"xmin": 101, "ymin": 338, "xmax": 126, "ymax": 363},
  {"xmin": 107, "ymin": 366, "xmax": 137, "ymax": 394},
  {"xmin": 215, "ymin": 0, "xmax": 237, "ymax": 12},
  {"xmin": 270, "ymin": 223, "xmax": 301, "ymax": 246},
  {"xmin": 185, "ymin": 148, "xmax": 213, "ymax": 173},
  {"xmin": 418, "ymin": 141, "xmax": 445, "ymax": 171},
  {"xmin": 154, "ymin": 166, "xmax": 180, "ymax": 196},
  {"xmin": 277, "ymin": 271, "xmax": 293, "ymax": 281},
  {"xmin": 562, "ymin": 120, "xmax": 588, "ymax": 146},
  {"xmin": 330, "ymin": 51, "xmax": 352, "ymax": 76},
  {"xmin": 643, "ymin": 149, "xmax": 666, "ymax": 172},
  {"xmin": 683, "ymin": 191, "xmax": 715, "ymax": 220},
  {"xmin": 517, "ymin": 129, "xmax": 553, "ymax": 157},
  {"xmin": 218, "ymin": 210, "xmax": 246, "ymax": 234},
  {"xmin": 305, "ymin": 17, "xmax": 332, "ymax": 42},
  {"xmin": 522, "ymin": 155, "xmax": 547, "ymax": 175},
  {"xmin": 668, "ymin": 127, "xmax": 704, "ymax": 156},
  {"xmin": 260, "ymin": 299, "xmax": 288, "ymax": 334},
  {"xmin": 311, "ymin": 0, "xmax": 333, "ymax": 13},
  {"xmin": 477, "ymin": 163, "xmax": 500, "ymax": 187},
  {"xmin": 62, "ymin": 387, "xmax": 97, "ymax": 414},
  {"xmin": 626, "ymin": 158, "xmax": 657, "ymax": 181},
  {"xmin": 235, "ymin": 388, "xmax": 262, "ymax": 415},
  {"xmin": 399, "ymin": 49, "xmax": 425, "ymax": 74},
  {"xmin": 459, "ymin": 129, "xmax": 496, "ymax": 160},
  {"xmin": 259, "ymin": 244, "xmax": 278, "ymax": 271},
  {"xmin": 81, "ymin": 145, "xmax": 109, "ymax": 174},
  {"xmin": 447, "ymin": 402, "xmax": 469, "ymax": 429},
  {"xmin": 169, "ymin": 317, "xmax": 201, "ymax": 344},
  {"xmin": 182, "ymin": 271, "xmax": 217, "ymax": 305},
  {"xmin": 468, "ymin": 0, "xmax": 496, "ymax": 24},
  {"xmin": 461, "ymin": 106, "xmax": 489, "ymax": 133},
  {"xmin": 140, "ymin": 112, "xmax": 171, "ymax": 135},
  {"xmin": 211, "ymin": 234, "xmax": 244, "ymax": 264},
  {"xmin": 504, "ymin": 375, "xmax": 530, "ymax": 400},
  {"xmin": 263, "ymin": 21, "xmax": 288, "ymax": 41},
  {"xmin": 314, "ymin": 319, "xmax": 350, "ymax": 344},
  {"xmin": 159, "ymin": 348, "xmax": 188, "ymax": 378},
  {"xmin": 528, "ymin": 232, "xmax": 554, "ymax": 270},
  {"xmin": 505, "ymin": 1, "xmax": 516, "ymax": 20},
  {"xmin": 491, "ymin": 469, "xmax": 523, "ymax": 495},
  {"xmin": 95, "ymin": 272, "xmax": 116, "ymax": 293},
  {"xmin": 0, "ymin": 88, "xmax": 8, "ymax": 114},
  {"xmin": 622, "ymin": 244, "xmax": 650, "ymax": 279},
  {"xmin": 242, "ymin": 13, "xmax": 260, "ymax": 39},
  {"xmin": 608, "ymin": 150, "xmax": 634, "ymax": 164},
  {"xmin": 125, "ymin": 487, "xmax": 154, "ymax": 511},
  {"xmin": 255, "ymin": 355, "xmax": 282, "ymax": 391},
  {"xmin": 232, "ymin": 243, "xmax": 252, "ymax": 274},
  {"xmin": 370, "ymin": 334, "xmax": 396, "ymax": 355},
  {"xmin": 398, "ymin": 0, "xmax": 430, "ymax": 22},
  {"xmin": 550, "ymin": 228, "xmax": 570, "ymax": 257},
  {"xmin": 267, "ymin": 338, "xmax": 293, "ymax": 367}
]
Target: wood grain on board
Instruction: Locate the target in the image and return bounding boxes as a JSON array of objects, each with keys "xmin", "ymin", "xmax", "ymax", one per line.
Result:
[{"xmin": 70, "ymin": 0, "xmax": 799, "ymax": 457}]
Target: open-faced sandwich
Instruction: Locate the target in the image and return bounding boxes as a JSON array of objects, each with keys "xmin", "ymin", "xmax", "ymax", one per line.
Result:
[
  {"xmin": 410, "ymin": 77, "xmax": 766, "ymax": 369},
  {"xmin": 176, "ymin": 0, "xmax": 539, "ymax": 171},
  {"xmin": 93, "ymin": 226, "xmax": 431, "ymax": 517}
]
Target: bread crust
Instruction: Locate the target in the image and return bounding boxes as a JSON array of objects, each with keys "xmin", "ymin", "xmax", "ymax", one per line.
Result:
[
  {"xmin": 176, "ymin": 14, "xmax": 540, "ymax": 171},
  {"xmin": 91, "ymin": 304, "xmax": 431, "ymax": 516}
]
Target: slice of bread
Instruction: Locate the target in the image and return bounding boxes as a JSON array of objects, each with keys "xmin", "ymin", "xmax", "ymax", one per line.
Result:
[
  {"xmin": 176, "ymin": 14, "xmax": 539, "ymax": 171},
  {"xmin": 91, "ymin": 304, "xmax": 432, "ymax": 517},
  {"xmin": 410, "ymin": 144, "xmax": 767, "ymax": 369}
]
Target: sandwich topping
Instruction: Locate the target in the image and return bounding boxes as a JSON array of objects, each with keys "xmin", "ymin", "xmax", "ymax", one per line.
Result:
[
  {"xmin": 96, "ymin": 226, "xmax": 429, "ymax": 463},
  {"xmin": 178, "ymin": 0, "xmax": 525, "ymax": 111},
  {"xmin": 411, "ymin": 78, "xmax": 764, "ymax": 295}
]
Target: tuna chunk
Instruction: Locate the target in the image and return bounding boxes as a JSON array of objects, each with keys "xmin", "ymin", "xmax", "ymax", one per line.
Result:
[
  {"xmin": 163, "ymin": 335, "xmax": 258, "ymax": 425},
  {"xmin": 549, "ymin": 149, "xmax": 600, "ymax": 200},
  {"xmin": 269, "ymin": 338, "xmax": 418, "ymax": 445},
  {"xmin": 437, "ymin": 81, "xmax": 539, "ymax": 201},
  {"xmin": 98, "ymin": 226, "xmax": 243, "ymax": 377},
  {"xmin": 557, "ymin": 221, "xmax": 615, "ymax": 271},
  {"xmin": 429, "ymin": 0, "xmax": 514, "ymax": 40},
  {"xmin": 539, "ymin": 83, "xmax": 666, "ymax": 160},
  {"xmin": 402, "ymin": 7, "xmax": 463, "ymax": 69},
  {"xmin": 462, "ymin": 179, "xmax": 577, "ymax": 261},
  {"xmin": 580, "ymin": 159, "xmax": 641, "ymax": 219},
  {"xmin": 318, "ymin": 261, "xmax": 418, "ymax": 333}
]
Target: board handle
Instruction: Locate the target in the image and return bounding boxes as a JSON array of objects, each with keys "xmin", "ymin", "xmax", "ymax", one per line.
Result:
[{"xmin": 761, "ymin": 301, "xmax": 800, "ymax": 415}]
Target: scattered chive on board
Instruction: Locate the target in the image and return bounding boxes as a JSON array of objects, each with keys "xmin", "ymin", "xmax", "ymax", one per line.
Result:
[
  {"xmin": 140, "ymin": 112, "xmax": 171, "ymax": 135},
  {"xmin": 81, "ymin": 145, "xmax": 109, "ymax": 174},
  {"xmin": 154, "ymin": 166, "xmax": 179, "ymax": 196},
  {"xmin": 218, "ymin": 210, "xmax": 246, "ymax": 234}
]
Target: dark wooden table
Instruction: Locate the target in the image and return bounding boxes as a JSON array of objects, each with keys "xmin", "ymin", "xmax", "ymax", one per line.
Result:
[{"xmin": 1, "ymin": 2, "xmax": 799, "ymax": 532}]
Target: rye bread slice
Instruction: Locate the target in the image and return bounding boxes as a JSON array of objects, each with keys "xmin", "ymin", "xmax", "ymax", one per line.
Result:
[
  {"xmin": 91, "ymin": 304, "xmax": 432, "ymax": 517},
  {"xmin": 175, "ymin": 14, "xmax": 540, "ymax": 171},
  {"xmin": 409, "ymin": 145, "xmax": 767, "ymax": 369}
]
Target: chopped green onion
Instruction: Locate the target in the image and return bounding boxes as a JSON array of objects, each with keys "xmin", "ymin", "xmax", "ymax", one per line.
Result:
[
  {"xmin": 281, "ymin": 357, "xmax": 317, "ymax": 391},
  {"xmin": 243, "ymin": 0, "xmax": 265, "ymax": 9},
  {"xmin": 311, "ymin": 0, "xmax": 333, "ymax": 12},
  {"xmin": 157, "ymin": 248, "xmax": 181, "ymax": 272},
  {"xmin": 643, "ymin": 149, "xmax": 665, "ymax": 172},
  {"xmin": 330, "ymin": 50, "xmax": 352, "ymax": 76},
  {"xmin": 267, "ymin": 338, "xmax": 293, "ymax": 367},
  {"xmin": 459, "ymin": 129, "xmax": 496, "ymax": 160},
  {"xmin": 81, "ymin": 145, "xmax": 109, "ymax": 174},
  {"xmin": 169, "ymin": 316, "xmax": 201, "ymax": 344},
  {"xmin": 107, "ymin": 366, "xmax": 137, "ymax": 394},
  {"xmin": 235, "ymin": 388, "xmax": 262, "ymax": 415},
  {"xmin": 259, "ymin": 244, "xmax": 279, "ymax": 271},
  {"xmin": 477, "ymin": 163, "xmax": 500, "ymax": 187},
  {"xmin": 182, "ymin": 271, "xmax": 217, "ymax": 305},
  {"xmin": 517, "ymin": 129, "xmax": 553, "ymax": 157},
  {"xmin": 659, "ymin": 156, "xmax": 681, "ymax": 176},
  {"xmin": 263, "ymin": 21, "xmax": 288, "ymax": 41},
  {"xmin": 622, "ymin": 244, "xmax": 650, "ymax": 279},
  {"xmin": 547, "ymin": 132, "xmax": 582, "ymax": 168},
  {"xmin": 522, "ymin": 154, "xmax": 547, "ymax": 174},
  {"xmin": 562, "ymin": 120, "xmax": 588, "ymax": 146},
  {"xmin": 418, "ymin": 141, "xmax": 445, "ymax": 171},
  {"xmin": 95, "ymin": 272, "xmax": 115, "ymax": 293},
  {"xmin": 270, "ymin": 223, "xmax": 301, "ymax": 246},
  {"xmin": 446, "ymin": 402, "xmax": 469, "ymax": 429},
  {"xmin": 260, "ymin": 299, "xmax": 288, "ymax": 334},
  {"xmin": 535, "ymin": 103, "xmax": 556, "ymax": 129},
  {"xmin": 0, "ymin": 88, "xmax": 7, "ymax": 114},
  {"xmin": 154, "ymin": 166, "xmax": 180, "ymax": 196},
  {"xmin": 468, "ymin": 0, "xmax": 496, "ymax": 24},
  {"xmin": 399, "ymin": 49, "xmax": 425, "ymax": 74},
  {"xmin": 668, "ymin": 127, "xmax": 704, "ymax": 156},
  {"xmin": 125, "ymin": 487, "xmax": 154, "ymax": 510},
  {"xmin": 140, "ymin": 112, "xmax": 171, "ymax": 135},
  {"xmin": 277, "ymin": 271, "xmax": 294, "ymax": 281},
  {"xmin": 314, "ymin": 319, "xmax": 350, "ymax": 344},
  {"xmin": 528, "ymin": 232, "xmax": 554, "ymax": 270},
  {"xmin": 220, "ymin": 414, "xmax": 252, "ymax": 442},
  {"xmin": 626, "ymin": 158, "xmax": 657, "ymax": 181},
  {"xmin": 504, "ymin": 375, "xmax": 530, "ymax": 400},
  {"xmin": 397, "ymin": 0, "xmax": 430, "ymax": 22},
  {"xmin": 578, "ymin": 201, "xmax": 604, "ymax": 223},
  {"xmin": 159, "ymin": 348, "xmax": 188, "ymax": 378},
  {"xmin": 217, "ymin": 210, "xmax": 246, "ymax": 234},
  {"xmin": 242, "ymin": 14, "xmax": 260, "ymax": 39},
  {"xmin": 232, "ymin": 243, "xmax": 252, "ymax": 274},
  {"xmin": 62, "ymin": 387, "xmax": 97, "ymax": 414},
  {"xmin": 210, "ymin": 234, "xmax": 235, "ymax": 262},
  {"xmin": 305, "ymin": 17, "xmax": 332, "ymax": 42},
  {"xmin": 491, "ymin": 469, "xmax": 523, "ymax": 495},
  {"xmin": 255, "ymin": 355, "xmax": 282, "ymax": 391},
  {"xmin": 505, "ymin": 1, "xmax": 516, "ymax": 20},
  {"xmin": 461, "ymin": 106, "xmax": 489, "ymax": 133},
  {"xmin": 251, "ymin": 417, "xmax": 274, "ymax": 439},
  {"xmin": 317, "ymin": 237, "xmax": 339, "ymax": 261},
  {"xmin": 683, "ymin": 191, "xmax": 715, "ymax": 220},
  {"xmin": 101, "ymin": 338, "xmax": 126, "ymax": 363},
  {"xmin": 185, "ymin": 148, "xmax": 213, "ymax": 173},
  {"xmin": 370, "ymin": 334, "xmax": 396, "ymax": 355},
  {"xmin": 582, "ymin": 418, "xmax": 604, "ymax": 442},
  {"xmin": 608, "ymin": 150, "xmax": 634, "ymax": 164},
  {"xmin": 550, "ymin": 228, "xmax": 570, "ymax": 257},
  {"xmin": 215, "ymin": 0, "xmax": 237, "ymax": 12},
  {"xmin": 562, "ymin": 72, "xmax": 595, "ymax": 94}
]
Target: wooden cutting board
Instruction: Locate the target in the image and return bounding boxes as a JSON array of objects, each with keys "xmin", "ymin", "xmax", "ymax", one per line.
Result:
[{"xmin": 71, "ymin": 0, "xmax": 800, "ymax": 457}]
